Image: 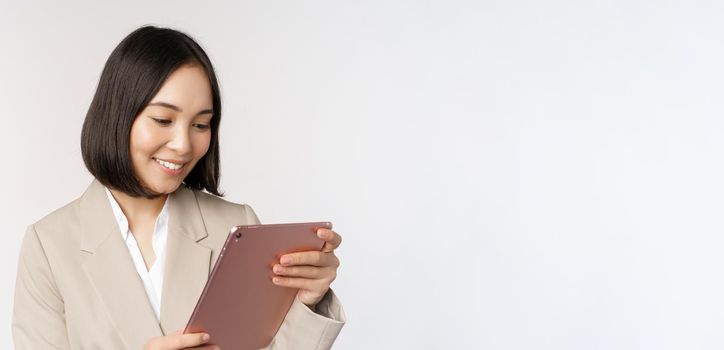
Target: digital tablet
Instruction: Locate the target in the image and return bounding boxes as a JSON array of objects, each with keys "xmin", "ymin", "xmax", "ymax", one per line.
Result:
[{"xmin": 183, "ymin": 221, "xmax": 332, "ymax": 349}]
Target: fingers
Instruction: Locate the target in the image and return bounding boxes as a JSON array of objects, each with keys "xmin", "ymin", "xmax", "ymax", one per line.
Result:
[
  {"xmin": 273, "ymin": 264, "xmax": 336, "ymax": 279},
  {"xmin": 271, "ymin": 229, "xmax": 341, "ymax": 307},
  {"xmin": 272, "ymin": 276, "xmax": 331, "ymax": 306},
  {"xmin": 276, "ymin": 229, "xmax": 341, "ymax": 265},
  {"xmin": 316, "ymin": 229, "xmax": 342, "ymax": 253},
  {"xmin": 280, "ymin": 251, "xmax": 340, "ymax": 268},
  {"xmin": 272, "ymin": 276, "xmax": 329, "ymax": 290},
  {"xmin": 272, "ymin": 260, "xmax": 338, "ymax": 294}
]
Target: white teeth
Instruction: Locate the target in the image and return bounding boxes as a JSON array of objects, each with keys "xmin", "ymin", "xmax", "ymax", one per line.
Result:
[{"xmin": 154, "ymin": 158, "xmax": 183, "ymax": 170}]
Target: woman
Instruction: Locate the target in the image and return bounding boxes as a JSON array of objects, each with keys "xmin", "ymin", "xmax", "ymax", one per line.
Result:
[{"xmin": 12, "ymin": 25, "xmax": 346, "ymax": 349}]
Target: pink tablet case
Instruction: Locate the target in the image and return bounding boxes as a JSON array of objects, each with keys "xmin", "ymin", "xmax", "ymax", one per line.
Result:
[{"xmin": 184, "ymin": 221, "xmax": 332, "ymax": 349}]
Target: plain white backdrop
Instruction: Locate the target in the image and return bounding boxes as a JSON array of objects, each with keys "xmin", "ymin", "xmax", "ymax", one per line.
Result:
[{"xmin": 2, "ymin": 0, "xmax": 724, "ymax": 349}]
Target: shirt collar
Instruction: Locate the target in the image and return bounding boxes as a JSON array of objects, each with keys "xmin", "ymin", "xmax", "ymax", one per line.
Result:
[{"xmin": 104, "ymin": 186, "xmax": 170, "ymax": 240}]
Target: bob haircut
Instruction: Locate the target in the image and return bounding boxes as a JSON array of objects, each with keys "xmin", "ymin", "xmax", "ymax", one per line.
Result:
[{"xmin": 81, "ymin": 25, "xmax": 224, "ymax": 198}]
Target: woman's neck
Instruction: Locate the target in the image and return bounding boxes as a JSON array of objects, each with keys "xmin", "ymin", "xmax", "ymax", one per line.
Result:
[{"xmin": 108, "ymin": 188, "xmax": 168, "ymax": 225}]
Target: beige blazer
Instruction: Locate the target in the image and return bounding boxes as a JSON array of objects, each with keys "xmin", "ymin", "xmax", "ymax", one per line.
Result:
[{"xmin": 13, "ymin": 179, "xmax": 345, "ymax": 349}]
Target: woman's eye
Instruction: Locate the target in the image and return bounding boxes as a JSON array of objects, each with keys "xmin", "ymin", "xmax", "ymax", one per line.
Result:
[
  {"xmin": 152, "ymin": 118, "xmax": 172, "ymax": 125},
  {"xmin": 194, "ymin": 124, "xmax": 210, "ymax": 130}
]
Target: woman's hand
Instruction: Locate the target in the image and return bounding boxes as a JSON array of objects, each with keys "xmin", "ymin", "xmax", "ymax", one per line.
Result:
[
  {"xmin": 272, "ymin": 228, "xmax": 342, "ymax": 309},
  {"xmin": 144, "ymin": 329, "xmax": 218, "ymax": 350}
]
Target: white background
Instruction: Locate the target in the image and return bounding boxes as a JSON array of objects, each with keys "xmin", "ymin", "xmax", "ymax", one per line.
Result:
[{"xmin": 2, "ymin": 0, "xmax": 724, "ymax": 349}]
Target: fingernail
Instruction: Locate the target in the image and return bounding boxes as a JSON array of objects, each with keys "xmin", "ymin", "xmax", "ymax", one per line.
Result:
[
  {"xmin": 203, "ymin": 333, "xmax": 210, "ymax": 341},
  {"xmin": 281, "ymin": 256, "xmax": 291, "ymax": 265},
  {"xmin": 274, "ymin": 265, "xmax": 283, "ymax": 273},
  {"xmin": 317, "ymin": 230, "xmax": 327, "ymax": 238},
  {"xmin": 273, "ymin": 277, "xmax": 281, "ymax": 283}
]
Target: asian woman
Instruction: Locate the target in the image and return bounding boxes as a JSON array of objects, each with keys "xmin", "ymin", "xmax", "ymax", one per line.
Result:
[{"xmin": 12, "ymin": 25, "xmax": 346, "ymax": 349}]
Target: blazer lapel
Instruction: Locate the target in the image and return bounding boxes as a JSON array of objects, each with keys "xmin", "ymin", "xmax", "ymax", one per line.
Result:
[
  {"xmin": 159, "ymin": 185, "xmax": 211, "ymax": 335},
  {"xmin": 79, "ymin": 179, "xmax": 164, "ymax": 349}
]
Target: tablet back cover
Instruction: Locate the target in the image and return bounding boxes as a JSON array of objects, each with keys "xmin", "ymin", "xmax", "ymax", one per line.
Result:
[{"xmin": 184, "ymin": 221, "xmax": 330, "ymax": 349}]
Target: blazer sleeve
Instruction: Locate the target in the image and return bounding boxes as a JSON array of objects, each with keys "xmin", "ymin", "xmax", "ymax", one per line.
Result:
[
  {"xmin": 264, "ymin": 289, "xmax": 346, "ymax": 350},
  {"xmin": 13, "ymin": 225, "xmax": 71, "ymax": 349},
  {"xmin": 243, "ymin": 204, "xmax": 347, "ymax": 349}
]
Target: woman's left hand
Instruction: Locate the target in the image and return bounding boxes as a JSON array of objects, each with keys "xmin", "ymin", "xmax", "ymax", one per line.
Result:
[{"xmin": 271, "ymin": 228, "xmax": 342, "ymax": 309}]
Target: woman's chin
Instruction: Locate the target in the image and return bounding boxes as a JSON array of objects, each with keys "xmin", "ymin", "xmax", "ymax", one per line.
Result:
[{"xmin": 144, "ymin": 181, "xmax": 182, "ymax": 196}]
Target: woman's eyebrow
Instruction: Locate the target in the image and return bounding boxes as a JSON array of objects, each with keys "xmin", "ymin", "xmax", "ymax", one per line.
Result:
[{"xmin": 147, "ymin": 101, "xmax": 213, "ymax": 116}]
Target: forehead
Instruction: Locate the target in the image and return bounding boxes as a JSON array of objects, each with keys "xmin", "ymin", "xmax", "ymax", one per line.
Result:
[{"xmin": 148, "ymin": 64, "xmax": 212, "ymax": 110}]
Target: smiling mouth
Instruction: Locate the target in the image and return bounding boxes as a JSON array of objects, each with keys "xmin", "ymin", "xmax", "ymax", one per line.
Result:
[{"xmin": 153, "ymin": 157, "xmax": 186, "ymax": 171}]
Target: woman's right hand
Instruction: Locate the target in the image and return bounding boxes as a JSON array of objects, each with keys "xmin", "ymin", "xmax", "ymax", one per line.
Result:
[{"xmin": 143, "ymin": 329, "xmax": 219, "ymax": 350}]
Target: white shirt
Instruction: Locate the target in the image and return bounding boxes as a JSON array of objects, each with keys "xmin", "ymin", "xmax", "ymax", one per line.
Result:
[{"xmin": 104, "ymin": 187, "xmax": 169, "ymax": 322}]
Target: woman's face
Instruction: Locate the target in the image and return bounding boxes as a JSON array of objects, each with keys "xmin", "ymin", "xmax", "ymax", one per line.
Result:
[{"xmin": 129, "ymin": 63, "xmax": 213, "ymax": 195}]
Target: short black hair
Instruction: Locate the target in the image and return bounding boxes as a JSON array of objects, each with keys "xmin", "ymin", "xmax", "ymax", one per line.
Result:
[{"xmin": 81, "ymin": 25, "xmax": 224, "ymax": 198}]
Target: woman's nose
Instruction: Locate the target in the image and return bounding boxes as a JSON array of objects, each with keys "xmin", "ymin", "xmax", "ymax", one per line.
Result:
[{"xmin": 167, "ymin": 127, "xmax": 192, "ymax": 155}]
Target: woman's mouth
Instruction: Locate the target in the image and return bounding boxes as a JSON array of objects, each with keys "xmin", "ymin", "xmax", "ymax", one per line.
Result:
[{"xmin": 153, "ymin": 157, "xmax": 186, "ymax": 175}]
